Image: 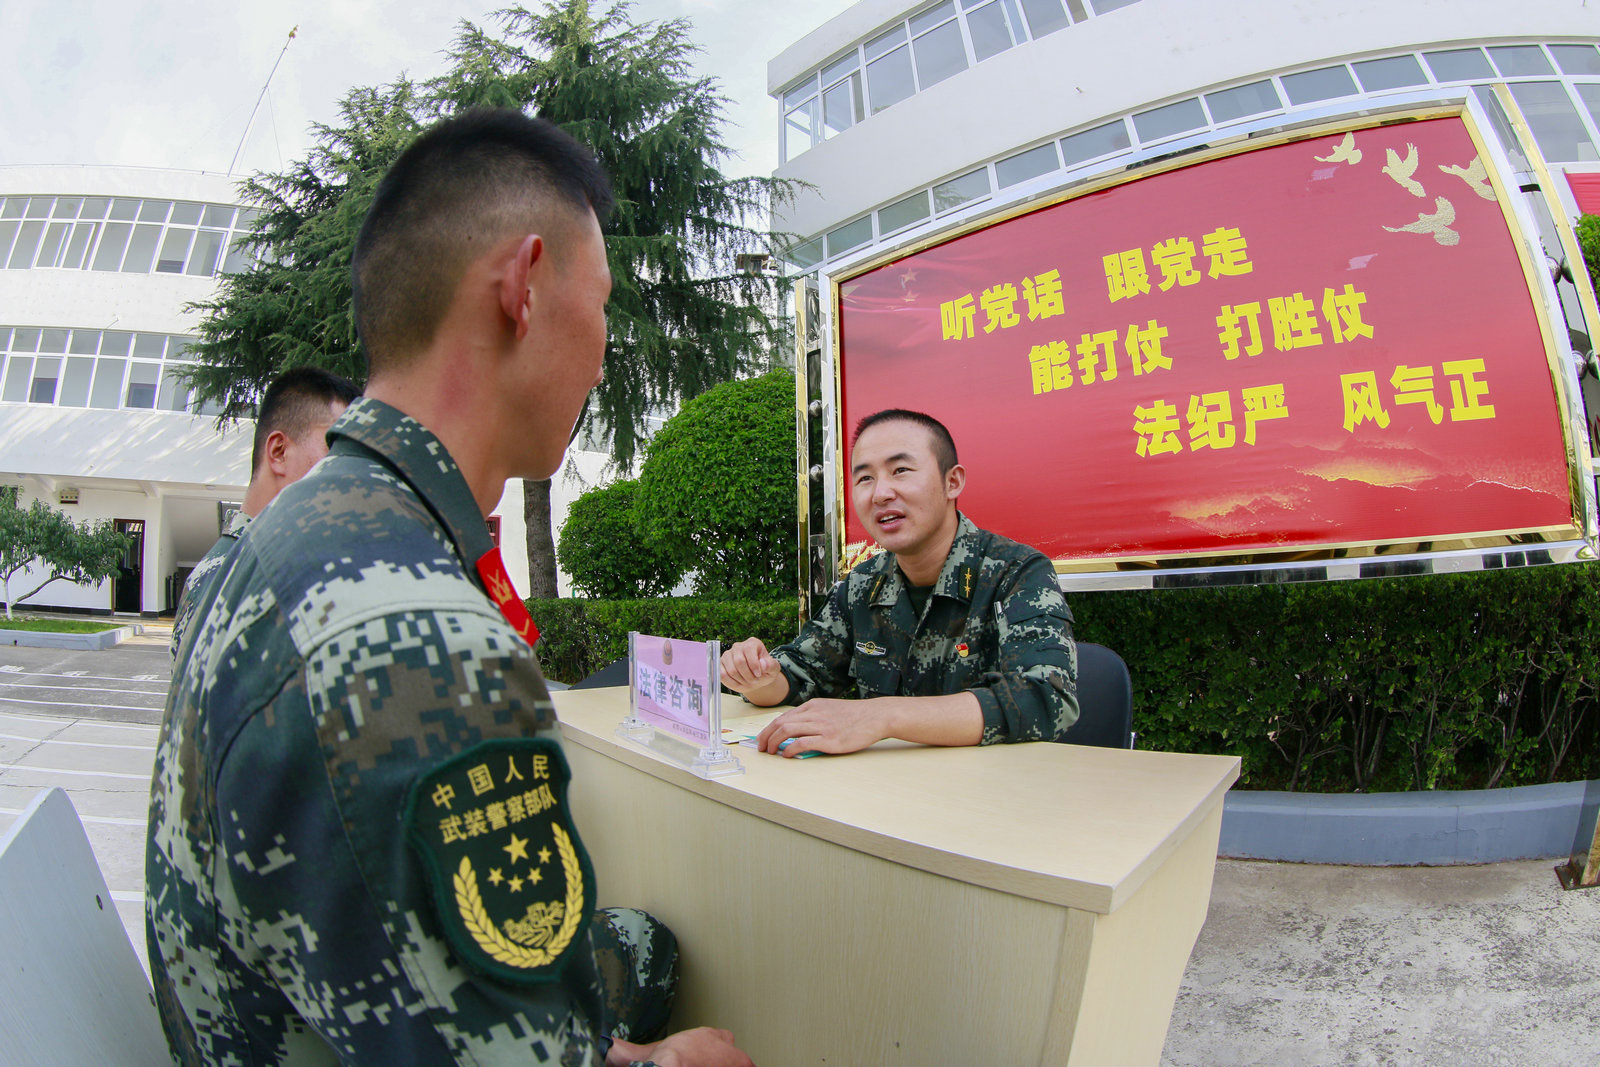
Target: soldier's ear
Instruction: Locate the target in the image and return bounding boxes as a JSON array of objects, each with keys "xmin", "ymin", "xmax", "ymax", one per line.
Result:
[
  {"xmin": 263, "ymin": 429, "xmax": 292, "ymax": 477},
  {"xmin": 945, "ymin": 463, "xmax": 966, "ymax": 501},
  {"xmin": 497, "ymin": 234, "xmax": 543, "ymax": 341}
]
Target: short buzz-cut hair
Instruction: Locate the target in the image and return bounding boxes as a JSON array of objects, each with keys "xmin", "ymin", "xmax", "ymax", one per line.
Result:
[
  {"xmin": 351, "ymin": 107, "xmax": 614, "ymax": 373},
  {"xmin": 251, "ymin": 367, "xmax": 362, "ymax": 472},
  {"xmin": 853, "ymin": 409, "xmax": 959, "ymax": 475}
]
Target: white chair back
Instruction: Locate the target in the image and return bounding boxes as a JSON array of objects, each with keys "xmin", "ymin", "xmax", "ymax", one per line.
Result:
[{"xmin": 0, "ymin": 787, "xmax": 170, "ymax": 1066}]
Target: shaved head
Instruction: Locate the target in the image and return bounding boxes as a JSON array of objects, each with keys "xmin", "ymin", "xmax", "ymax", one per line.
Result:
[{"xmin": 352, "ymin": 108, "xmax": 614, "ymax": 374}]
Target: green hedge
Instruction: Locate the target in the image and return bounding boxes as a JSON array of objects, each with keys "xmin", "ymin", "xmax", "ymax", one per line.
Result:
[
  {"xmin": 529, "ymin": 598, "xmax": 799, "ymax": 687},
  {"xmin": 531, "ymin": 564, "xmax": 1600, "ymax": 792}
]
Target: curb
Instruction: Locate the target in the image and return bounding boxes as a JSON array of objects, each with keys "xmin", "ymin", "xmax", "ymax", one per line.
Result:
[
  {"xmin": 1221, "ymin": 778, "xmax": 1600, "ymax": 865},
  {"xmin": 0, "ymin": 624, "xmax": 142, "ymax": 651}
]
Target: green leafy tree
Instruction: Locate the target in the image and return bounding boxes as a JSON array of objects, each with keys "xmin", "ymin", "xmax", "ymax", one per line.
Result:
[
  {"xmin": 433, "ymin": 1, "xmax": 793, "ymax": 594},
  {"xmin": 184, "ymin": 1, "xmax": 791, "ymax": 597},
  {"xmin": 0, "ymin": 492, "xmax": 131, "ymax": 620},
  {"xmin": 1578, "ymin": 214, "xmax": 1600, "ymax": 296},
  {"xmin": 556, "ymin": 478, "xmax": 682, "ymax": 598},
  {"xmin": 635, "ymin": 369, "xmax": 797, "ymax": 599}
]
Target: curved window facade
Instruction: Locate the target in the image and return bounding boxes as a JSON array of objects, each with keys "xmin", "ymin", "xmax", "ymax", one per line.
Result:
[
  {"xmin": 0, "ymin": 195, "xmax": 260, "ymax": 278},
  {"xmin": 0, "ymin": 326, "xmax": 218, "ymax": 415},
  {"xmin": 781, "ymin": 39, "xmax": 1600, "ymax": 269},
  {"xmin": 780, "ymin": 0, "xmax": 1144, "ymax": 161}
]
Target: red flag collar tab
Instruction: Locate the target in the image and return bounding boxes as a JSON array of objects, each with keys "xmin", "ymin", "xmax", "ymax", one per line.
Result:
[{"xmin": 476, "ymin": 548, "xmax": 540, "ymax": 647}]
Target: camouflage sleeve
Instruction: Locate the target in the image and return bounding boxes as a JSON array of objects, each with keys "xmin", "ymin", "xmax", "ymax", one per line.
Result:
[
  {"xmin": 970, "ymin": 555, "xmax": 1079, "ymax": 744},
  {"xmin": 213, "ymin": 609, "xmax": 615, "ymax": 1065},
  {"xmin": 770, "ymin": 578, "xmax": 856, "ymax": 704}
]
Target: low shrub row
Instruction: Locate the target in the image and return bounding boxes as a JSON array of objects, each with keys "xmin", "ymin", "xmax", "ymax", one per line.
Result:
[
  {"xmin": 530, "ymin": 564, "xmax": 1600, "ymax": 792},
  {"xmin": 528, "ymin": 597, "xmax": 799, "ymax": 687}
]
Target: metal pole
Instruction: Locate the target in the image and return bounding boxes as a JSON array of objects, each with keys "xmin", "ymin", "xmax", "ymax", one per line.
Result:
[{"xmin": 228, "ymin": 27, "xmax": 298, "ymax": 176}]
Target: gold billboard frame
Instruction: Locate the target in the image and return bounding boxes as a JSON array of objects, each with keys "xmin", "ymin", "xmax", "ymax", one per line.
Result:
[{"xmin": 814, "ymin": 97, "xmax": 1599, "ymax": 586}]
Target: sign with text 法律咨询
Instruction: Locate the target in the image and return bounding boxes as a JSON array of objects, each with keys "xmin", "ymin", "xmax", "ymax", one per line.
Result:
[{"xmin": 835, "ymin": 112, "xmax": 1584, "ymax": 570}]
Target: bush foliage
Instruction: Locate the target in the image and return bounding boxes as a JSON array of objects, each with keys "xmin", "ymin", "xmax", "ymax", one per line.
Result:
[
  {"xmin": 533, "ymin": 565, "xmax": 1600, "ymax": 792},
  {"xmin": 557, "ymin": 480, "xmax": 682, "ymax": 599},
  {"xmin": 529, "ymin": 597, "xmax": 798, "ymax": 685},
  {"xmin": 634, "ymin": 370, "xmax": 798, "ymax": 599}
]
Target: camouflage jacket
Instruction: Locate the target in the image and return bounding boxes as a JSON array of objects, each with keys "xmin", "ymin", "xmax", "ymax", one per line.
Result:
[
  {"xmin": 169, "ymin": 508, "xmax": 250, "ymax": 660},
  {"xmin": 773, "ymin": 514, "xmax": 1079, "ymax": 744},
  {"xmin": 146, "ymin": 398, "xmax": 656, "ymax": 1066}
]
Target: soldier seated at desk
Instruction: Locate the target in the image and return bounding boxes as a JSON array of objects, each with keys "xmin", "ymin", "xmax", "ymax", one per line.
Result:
[{"xmin": 720, "ymin": 409, "xmax": 1079, "ymax": 757}]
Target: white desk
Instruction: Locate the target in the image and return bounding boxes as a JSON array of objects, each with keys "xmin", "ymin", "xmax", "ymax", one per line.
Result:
[{"xmin": 555, "ymin": 687, "xmax": 1239, "ymax": 1066}]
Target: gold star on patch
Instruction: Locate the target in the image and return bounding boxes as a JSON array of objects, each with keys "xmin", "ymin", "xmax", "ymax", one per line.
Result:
[
  {"xmin": 529, "ymin": 868, "xmax": 543, "ymax": 885},
  {"xmin": 504, "ymin": 833, "xmax": 530, "ymax": 863},
  {"xmin": 488, "ymin": 867, "xmax": 504, "ymax": 886},
  {"xmin": 537, "ymin": 847, "xmax": 552, "ymax": 865},
  {"xmin": 508, "ymin": 875, "xmax": 524, "ymax": 893}
]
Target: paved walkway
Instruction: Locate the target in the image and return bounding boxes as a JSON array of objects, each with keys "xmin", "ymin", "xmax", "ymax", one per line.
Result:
[
  {"xmin": 0, "ymin": 622, "xmax": 168, "ymax": 972},
  {"xmin": 3, "ymin": 622, "xmax": 1598, "ymax": 1062}
]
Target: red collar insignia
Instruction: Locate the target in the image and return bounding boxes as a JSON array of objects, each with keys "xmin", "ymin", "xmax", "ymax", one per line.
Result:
[{"xmin": 476, "ymin": 548, "xmax": 540, "ymax": 647}]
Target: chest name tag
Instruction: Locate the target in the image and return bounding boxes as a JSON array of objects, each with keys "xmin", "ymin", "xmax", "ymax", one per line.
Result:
[{"xmin": 855, "ymin": 641, "xmax": 888, "ymax": 657}]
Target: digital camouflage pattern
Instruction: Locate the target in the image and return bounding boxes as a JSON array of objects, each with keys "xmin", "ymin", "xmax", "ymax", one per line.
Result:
[
  {"xmin": 168, "ymin": 508, "xmax": 249, "ymax": 661},
  {"xmin": 774, "ymin": 513, "xmax": 1079, "ymax": 744},
  {"xmin": 146, "ymin": 397, "xmax": 674, "ymax": 1065}
]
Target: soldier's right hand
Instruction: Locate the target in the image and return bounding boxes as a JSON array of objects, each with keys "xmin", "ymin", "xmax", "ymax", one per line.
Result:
[
  {"xmin": 622, "ymin": 1027, "xmax": 754, "ymax": 1067},
  {"xmin": 719, "ymin": 638, "xmax": 782, "ymax": 694}
]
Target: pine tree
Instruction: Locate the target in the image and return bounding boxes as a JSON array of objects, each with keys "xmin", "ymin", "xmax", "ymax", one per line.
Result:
[
  {"xmin": 184, "ymin": 1, "xmax": 790, "ymax": 594},
  {"xmin": 434, "ymin": 1, "xmax": 792, "ymax": 594}
]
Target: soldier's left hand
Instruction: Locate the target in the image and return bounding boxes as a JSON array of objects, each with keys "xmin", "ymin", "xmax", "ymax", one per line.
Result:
[{"xmin": 757, "ymin": 698, "xmax": 891, "ymax": 757}]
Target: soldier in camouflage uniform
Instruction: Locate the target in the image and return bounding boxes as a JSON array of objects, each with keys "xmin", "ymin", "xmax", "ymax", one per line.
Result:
[
  {"xmin": 722, "ymin": 409, "xmax": 1077, "ymax": 756},
  {"xmin": 168, "ymin": 368, "xmax": 358, "ymax": 660},
  {"xmin": 147, "ymin": 109, "xmax": 752, "ymax": 1067}
]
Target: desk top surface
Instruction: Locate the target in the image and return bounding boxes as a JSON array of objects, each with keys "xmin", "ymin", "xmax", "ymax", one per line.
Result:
[{"xmin": 554, "ymin": 687, "xmax": 1240, "ymax": 914}]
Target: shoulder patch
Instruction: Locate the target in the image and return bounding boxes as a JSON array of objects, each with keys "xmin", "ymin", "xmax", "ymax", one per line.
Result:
[{"xmin": 404, "ymin": 738, "xmax": 594, "ymax": 984}]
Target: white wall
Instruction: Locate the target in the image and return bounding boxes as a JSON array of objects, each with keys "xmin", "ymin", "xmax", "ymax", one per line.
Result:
[
  {"xmin": 771, "ymin": 0, "xmax": 1597, "ymax": 238},
  {"xmin": 1, "ymin": 479, "xmax": 153, "ymax": 613}
]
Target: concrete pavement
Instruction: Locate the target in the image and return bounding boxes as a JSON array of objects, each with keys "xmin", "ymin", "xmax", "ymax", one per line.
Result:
[
  {"xmin": 0, "ymin": 622, "xmax": 168, "ymax": 972},
  {"xmin": 3, "ymin": 622, "xmax": 1598, "ymax": 1063}
]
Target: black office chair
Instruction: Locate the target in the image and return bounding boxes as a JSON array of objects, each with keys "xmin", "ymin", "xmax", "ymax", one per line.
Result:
[
  {"xmin": 570, "ymin": 656, "xmax": 630, "ymax": 690},
  {"xmin": 1059, "ymin": 642, "xmax": 1134, "ymax": 749}
]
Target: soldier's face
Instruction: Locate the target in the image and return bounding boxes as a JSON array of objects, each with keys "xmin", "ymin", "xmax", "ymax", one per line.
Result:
[{"xmin": 849, "ymin": 421, "xmax": 963, "ymax": 557}]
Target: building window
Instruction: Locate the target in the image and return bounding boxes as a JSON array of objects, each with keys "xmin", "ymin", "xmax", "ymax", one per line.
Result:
[
  {"xmin": 29, "ymin": 357, "xmax": 60, "ymax": 404},
  {"xmin": 1061, "ymin": 119, "xmax": 1132, "ymax": 167},
  {"xmin": 964, "ymin": 0, "xmax": 1021, "ymax": 63},
  {"xmin": 1205, "ymin": 80, "xmax": 1282, "ymax": 124},
  {"xmin": 59, "ymin": 357, "xmax": 94, "ymax": 407},
  {"xmin": 1089, "ymin": 0, "xmax": 1140, "ymax": 12},
  {"xmin": 0, "ymin": 194, "xmax": 259, "ymax": 278},
  {"xmin": 1508, "ymin": 82, "xmax": 1597, "ymax": 162},
  {"xmin": 1551, "ymin": 44, "xmax": 1600, "ymax": 76},
  {"xmin": 1280, "ymin": 64, "xmax": 1358, "ymax": 106},
  {"xmin": 1425, "ymin": 48, "xmax": 1494, "ymax": 82},
  {"xmin": 1352, "ymin": 55, "xmax": 1428, "ymax": 92},
  {"xmin": 821, "ymin": 52, "xmax": 864, "ymax": 139},
  {"xmin": 826, "ymin": 216, "xmax": 874, "ymax": 257},
  {"xmin": 933, "ymin": 167, "xmax": 991, "ymax": 212},
  {"xmin": 879, "ymin": 190, "xmax": 932, "ymax": 234},
  {"xmin": 865, "ymin": 26, "xmax": 918, "ymax": 114},
  {"xmin": 1018, "ymin": 0, "xmax": 1071, "ymax": 38},
  {"xmin": 1132, "ymin": 97, "xmax": 1206, "ymax": 142},
  {"xmin": 910, "ymin": 4, "xmax": 970, "ymax": 91},
  {"xmin": 996, "ymin": 142, "xmax": 1060, "ymax": 187},
  {"xmin": 1488, "ymin": 45, "xmax": 1554, "ymax": 77}
]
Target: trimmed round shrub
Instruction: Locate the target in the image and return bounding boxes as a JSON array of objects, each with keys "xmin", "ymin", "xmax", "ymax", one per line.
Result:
[
  {"xmin": 635, "ymin": 369, "xmax": 798, "ymax": 600},
  {"xmin": 557, "ymin": 479, "xmax": 683, "ymax": 599}
]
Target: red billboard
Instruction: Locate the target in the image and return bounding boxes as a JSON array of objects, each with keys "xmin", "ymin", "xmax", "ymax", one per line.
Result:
[{"xmin": 835, "ymin": 111, "xmax": 1585, "ymax": 570}]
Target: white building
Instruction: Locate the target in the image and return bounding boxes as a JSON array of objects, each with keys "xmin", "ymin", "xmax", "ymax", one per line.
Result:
[
  {"xmin": 0, "ymin": 164, "xmax": 594, "ymax": 616},
  {"xmin": 770, "ymin": 0, "xmax": 1600, "ymax": 269}
]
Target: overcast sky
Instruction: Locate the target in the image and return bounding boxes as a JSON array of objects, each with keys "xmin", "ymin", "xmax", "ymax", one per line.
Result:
[{"xmin": 0, "ymin": 0, "xmax": 854, "ymax": 181}]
